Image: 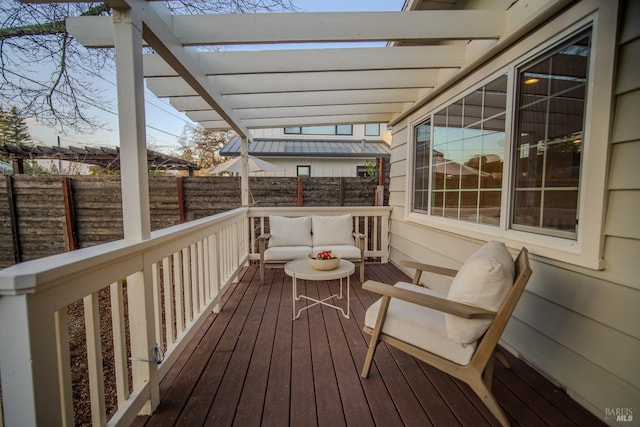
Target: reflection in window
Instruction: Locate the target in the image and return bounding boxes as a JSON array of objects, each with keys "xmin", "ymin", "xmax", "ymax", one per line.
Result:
[
  {"xmin": 413, "ymin": 120, "xmax": 431, "ymax": 212},
  {"xmin": 430, "ymin": 75, "xmax": 507, "ymax": 225},
  {"xmin": 512, "ymin": 30, "xmax": 590, "ymax": 238}
]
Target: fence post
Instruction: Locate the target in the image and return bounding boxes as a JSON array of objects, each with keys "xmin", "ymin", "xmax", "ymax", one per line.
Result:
[
  {"xmin": 61, "ymin": 177, "xmax": 78, "ymax": 251},
  {"xmin": 177, "ymin": 176, "xmax": 186, "ymax": 223},
  {"xmin": 5, "ymin": 176, "xmax": 21, "ymax": 263},
  {"xmin": 297, "ymin": 178, "xmax": 304, "ymax": 207}
]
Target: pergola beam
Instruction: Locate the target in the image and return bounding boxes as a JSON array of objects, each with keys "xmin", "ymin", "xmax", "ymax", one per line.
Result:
[
  {"xmin": 146, "ymin": 69, "xmax": 438, "ymax": 97},
  {"xmin": 169, "ymin": 89, "xmax": 421, "ymax": 112},
  {"xmin": 142, "ymin": 45, "xmax": 465, "ymax": 77},
  {"xmin": 67, "ymin": 11, "xmax": 505, "ymax": 47}
]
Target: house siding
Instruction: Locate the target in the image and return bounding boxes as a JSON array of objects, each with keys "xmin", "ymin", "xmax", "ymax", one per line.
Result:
[{"xmin": 387, "ymin": 0, "xmax": 639, "ymax": 424}]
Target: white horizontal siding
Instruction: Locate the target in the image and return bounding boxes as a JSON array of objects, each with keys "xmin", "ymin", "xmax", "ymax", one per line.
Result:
[
  {"xmin": 385, "ymin": 1, "xmax": 639, "ymax": 424},
  {"xmin": 609, "ymin": 141, "xmax": 640, "ymax": 189}
]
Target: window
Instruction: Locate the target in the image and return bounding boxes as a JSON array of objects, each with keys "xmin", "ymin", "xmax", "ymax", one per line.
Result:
[
  {"xmin": 512, "ymin": 31, "xmax": 590, "ymax": 238},
  {"xmin": 410, "ymin": 28, "xmax": 592, "ymax": 239},
  {"xmin": 365, "ymin": 123, "xmax": 381, "ymax": 136},
  {"xmin": 412, "ymin": 75, "xmax": 507, "ymax": 224},
  {"xmin": 284, "ymin": 125, "xmax": 353, "ymax": 136},
  {"xmin": 297, "ymin": 165, "xmax": 311, "ymax": 177}
]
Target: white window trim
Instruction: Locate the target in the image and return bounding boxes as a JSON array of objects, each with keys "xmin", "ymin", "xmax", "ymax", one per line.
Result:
[{"xmin": 404, "ymin": 8, "xmax": 617, "ymax": 271}]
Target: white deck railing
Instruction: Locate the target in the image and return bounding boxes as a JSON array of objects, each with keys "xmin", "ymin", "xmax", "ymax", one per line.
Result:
[{"xmin": 0, "ymin": 206, "xmax": 391, "ymax": 426}]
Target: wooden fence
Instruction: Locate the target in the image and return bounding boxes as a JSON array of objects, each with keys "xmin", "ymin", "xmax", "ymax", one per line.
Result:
[{"xmin": 0, "ymin": 175, "xmax": 383, "ymax": 268}]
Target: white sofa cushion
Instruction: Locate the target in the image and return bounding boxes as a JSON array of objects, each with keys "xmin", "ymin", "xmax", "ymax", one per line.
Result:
[
  {"xmin": 313, "ymin": 244, "xmax": 361, "ymax": 260},
  {"xmin": 446, "ymin": 241, "xmax": 515, "ymax": 345},
  {"xmin": 311, "ymin": 214, "xmax": 355, "ymax": 246},
  {"xmin": 264, "ymin": 246, "xmax": 312, "ymax": 262},
  {"xmin": 365, "ymin": 282, "xmax": 477, "ymax": 366},
  {"xmin": 268, "ymin": 216, "xmax": 312, "ymax": 247}
]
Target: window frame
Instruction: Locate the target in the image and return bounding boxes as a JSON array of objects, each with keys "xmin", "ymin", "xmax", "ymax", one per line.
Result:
[
  {"xmin": 365, "ymin": 123, "xmax": 381, "ymax": 137},
  {"xmin": 296, "ymin": 165, "xmax": 311, "ymax": 177},
  {"xmin": 284, "ymin": 125, "xmax": 353, "ymax": 136},
  {"xmin": 404, "ymin": 12, "xmax": 616, "ymax": 270}
]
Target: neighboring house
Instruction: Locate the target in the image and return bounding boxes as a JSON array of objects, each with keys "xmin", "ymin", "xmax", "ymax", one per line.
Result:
[{"xmin": 220, "ymin": 124, "xmax": 391, "ymax": 177}]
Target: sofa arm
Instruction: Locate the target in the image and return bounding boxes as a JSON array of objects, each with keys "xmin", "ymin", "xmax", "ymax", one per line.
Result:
[
  {"xmin": 353, "ymin": 232, "xmax": 365, "ymax": 254},
  {"xmin": 258, "ymin": 233, "xmax": 271, "ymax": 255}
]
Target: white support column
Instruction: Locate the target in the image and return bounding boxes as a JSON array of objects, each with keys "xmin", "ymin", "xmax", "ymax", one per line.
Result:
[
  {"xmin": 112, "ymin": 8, "xmax": 151, "ymax": 241},
  {"xmin": 240, "ymin": 137, "xmax": 250, "ymax": 207},
  {"xmin": 111, "ymin": 8, "xmax": 159, "ymax": 416}
]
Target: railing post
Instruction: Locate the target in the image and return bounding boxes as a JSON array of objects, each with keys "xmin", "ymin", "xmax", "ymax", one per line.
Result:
[
  {"xmin": 0, "ymin": 294, "xmax": 62, "ymax": 426},
  {"xmin": 127, "ymin": 269, "xmax": 160, "ymax": 415}
]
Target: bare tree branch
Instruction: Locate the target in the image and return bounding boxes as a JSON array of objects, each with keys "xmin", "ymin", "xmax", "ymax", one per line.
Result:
[{"xmin": 0, "ymin": 0, "xmax": 295, "ymax": 135}]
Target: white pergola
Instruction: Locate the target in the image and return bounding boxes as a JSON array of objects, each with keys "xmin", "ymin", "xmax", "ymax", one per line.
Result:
[{"xmin": 25, "ymin": 0, "xmax": 570, "ymax": 242}]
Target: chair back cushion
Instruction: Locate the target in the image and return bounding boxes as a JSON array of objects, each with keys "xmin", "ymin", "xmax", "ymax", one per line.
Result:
[
  {"xmin": 446, "ymin": 241, "xmax": 515, "ymax": 345},
  {"xmin": 268, "ymin": 216, "xmax": 312, "ymax": 247},
  {"xmin": 311, "ymin": 215, "xmax": 355, "ymax": 246}
]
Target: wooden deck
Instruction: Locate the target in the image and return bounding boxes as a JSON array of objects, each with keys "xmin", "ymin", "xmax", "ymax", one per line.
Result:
[{"xmin": 133, "ymin": 263, "xmax": 604, "ymax": 427}]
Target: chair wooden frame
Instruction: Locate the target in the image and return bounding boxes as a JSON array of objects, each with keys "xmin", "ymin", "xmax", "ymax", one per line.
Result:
[{"xmin": 361, "ymin": 247, "xmax": 532, "ymax": 427}]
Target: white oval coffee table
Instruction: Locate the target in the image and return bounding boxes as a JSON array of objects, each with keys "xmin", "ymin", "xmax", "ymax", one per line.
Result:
[{"xmin": 285, "ymin": 259, "xmax": 355, "ymax": 320}]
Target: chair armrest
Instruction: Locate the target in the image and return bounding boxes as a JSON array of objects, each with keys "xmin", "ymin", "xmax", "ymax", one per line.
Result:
[
  {"xmin": 400, "ymin": 260, "xmax": 458, "ymax": 277},
  {"xmin": 352, "ymin": 232, "xmax": 365, "ymax": 251},
  {"xmin": 400, "ymin": 259, "xmax": 458, "ymax": 285},
  {"xmin": 363, "ymin": 280, "xmax": 496, "ymax": 320}
]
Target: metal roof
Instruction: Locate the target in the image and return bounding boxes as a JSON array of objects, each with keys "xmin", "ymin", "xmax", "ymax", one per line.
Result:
[{"xmin": 220, "ymin": 137, "xmax": 390, "ymax": 158}]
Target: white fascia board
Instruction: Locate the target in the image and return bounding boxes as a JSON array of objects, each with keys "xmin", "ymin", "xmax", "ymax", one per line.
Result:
[
  {"xmin": 147, "ymin": 69, "xmax": 437, "ymax": 97},
  {"xmin": 69, "ymin": 11, "xmax": 505, "ymax": 47},
  {"xmin": 142, "ymin": 45, "xmax": 465, "ymax": 77},
  {"xmin": 172, "ymin": 11, "xmax": 505, "ymax": 45}
]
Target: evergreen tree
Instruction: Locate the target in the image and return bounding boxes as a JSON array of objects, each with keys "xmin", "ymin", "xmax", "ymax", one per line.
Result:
[
  {"xmin": 4, "ymin": 106, "xmax": 32, "ymax": 145},
  {"xmin": 0, "ymin": 105, "xmax": 32, "ymax": 145}
]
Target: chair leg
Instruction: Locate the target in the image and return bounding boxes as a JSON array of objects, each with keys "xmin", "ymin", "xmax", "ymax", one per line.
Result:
[
  {"xmin": 361, "ymin": 337, "xmax": 379, "ymax": 378},
  {"xmin": 361, "ymin": 295, "xmax": 391, "ymax": 378},
  {"xmin": 260, "ymin": 262, "xmax": 265, "ymax": 285},
  {"xmin": 359, "ymin": 261, "xmax": 364, "ymax": 282},
  {"xmin": 468, "ymin": 376, "xmax": 510, "ymax": 427},
  {"xmin": 494, "ymin": 347, "xmax": 511, "ymax": 369}
]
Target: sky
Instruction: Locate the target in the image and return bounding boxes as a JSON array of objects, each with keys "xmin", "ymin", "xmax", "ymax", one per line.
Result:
[{"xmin": 27, "ymin": 0, "xmax": 406, "ymax": 156}]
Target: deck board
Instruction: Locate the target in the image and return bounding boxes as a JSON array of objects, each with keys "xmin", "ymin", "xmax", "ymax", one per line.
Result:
[{"xmin": 136, "ymin": 263, "xmax": 605, "ymax": 427}]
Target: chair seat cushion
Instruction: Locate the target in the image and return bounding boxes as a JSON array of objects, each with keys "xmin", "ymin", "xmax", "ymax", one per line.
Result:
[
  {"xmin": 365, "ymin": 282, "xmax": 477, "ymax": 366},
  {"xmin": 264, "ymin": 246, "xmax": 312, "ymax": 261},
  {"xmin": 313, "ymin": 245, "xmax": 361, "ymax": 260},
  {"xmin": 446, "ymin": 241, "xmax": 515, "ymax": 345}
]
